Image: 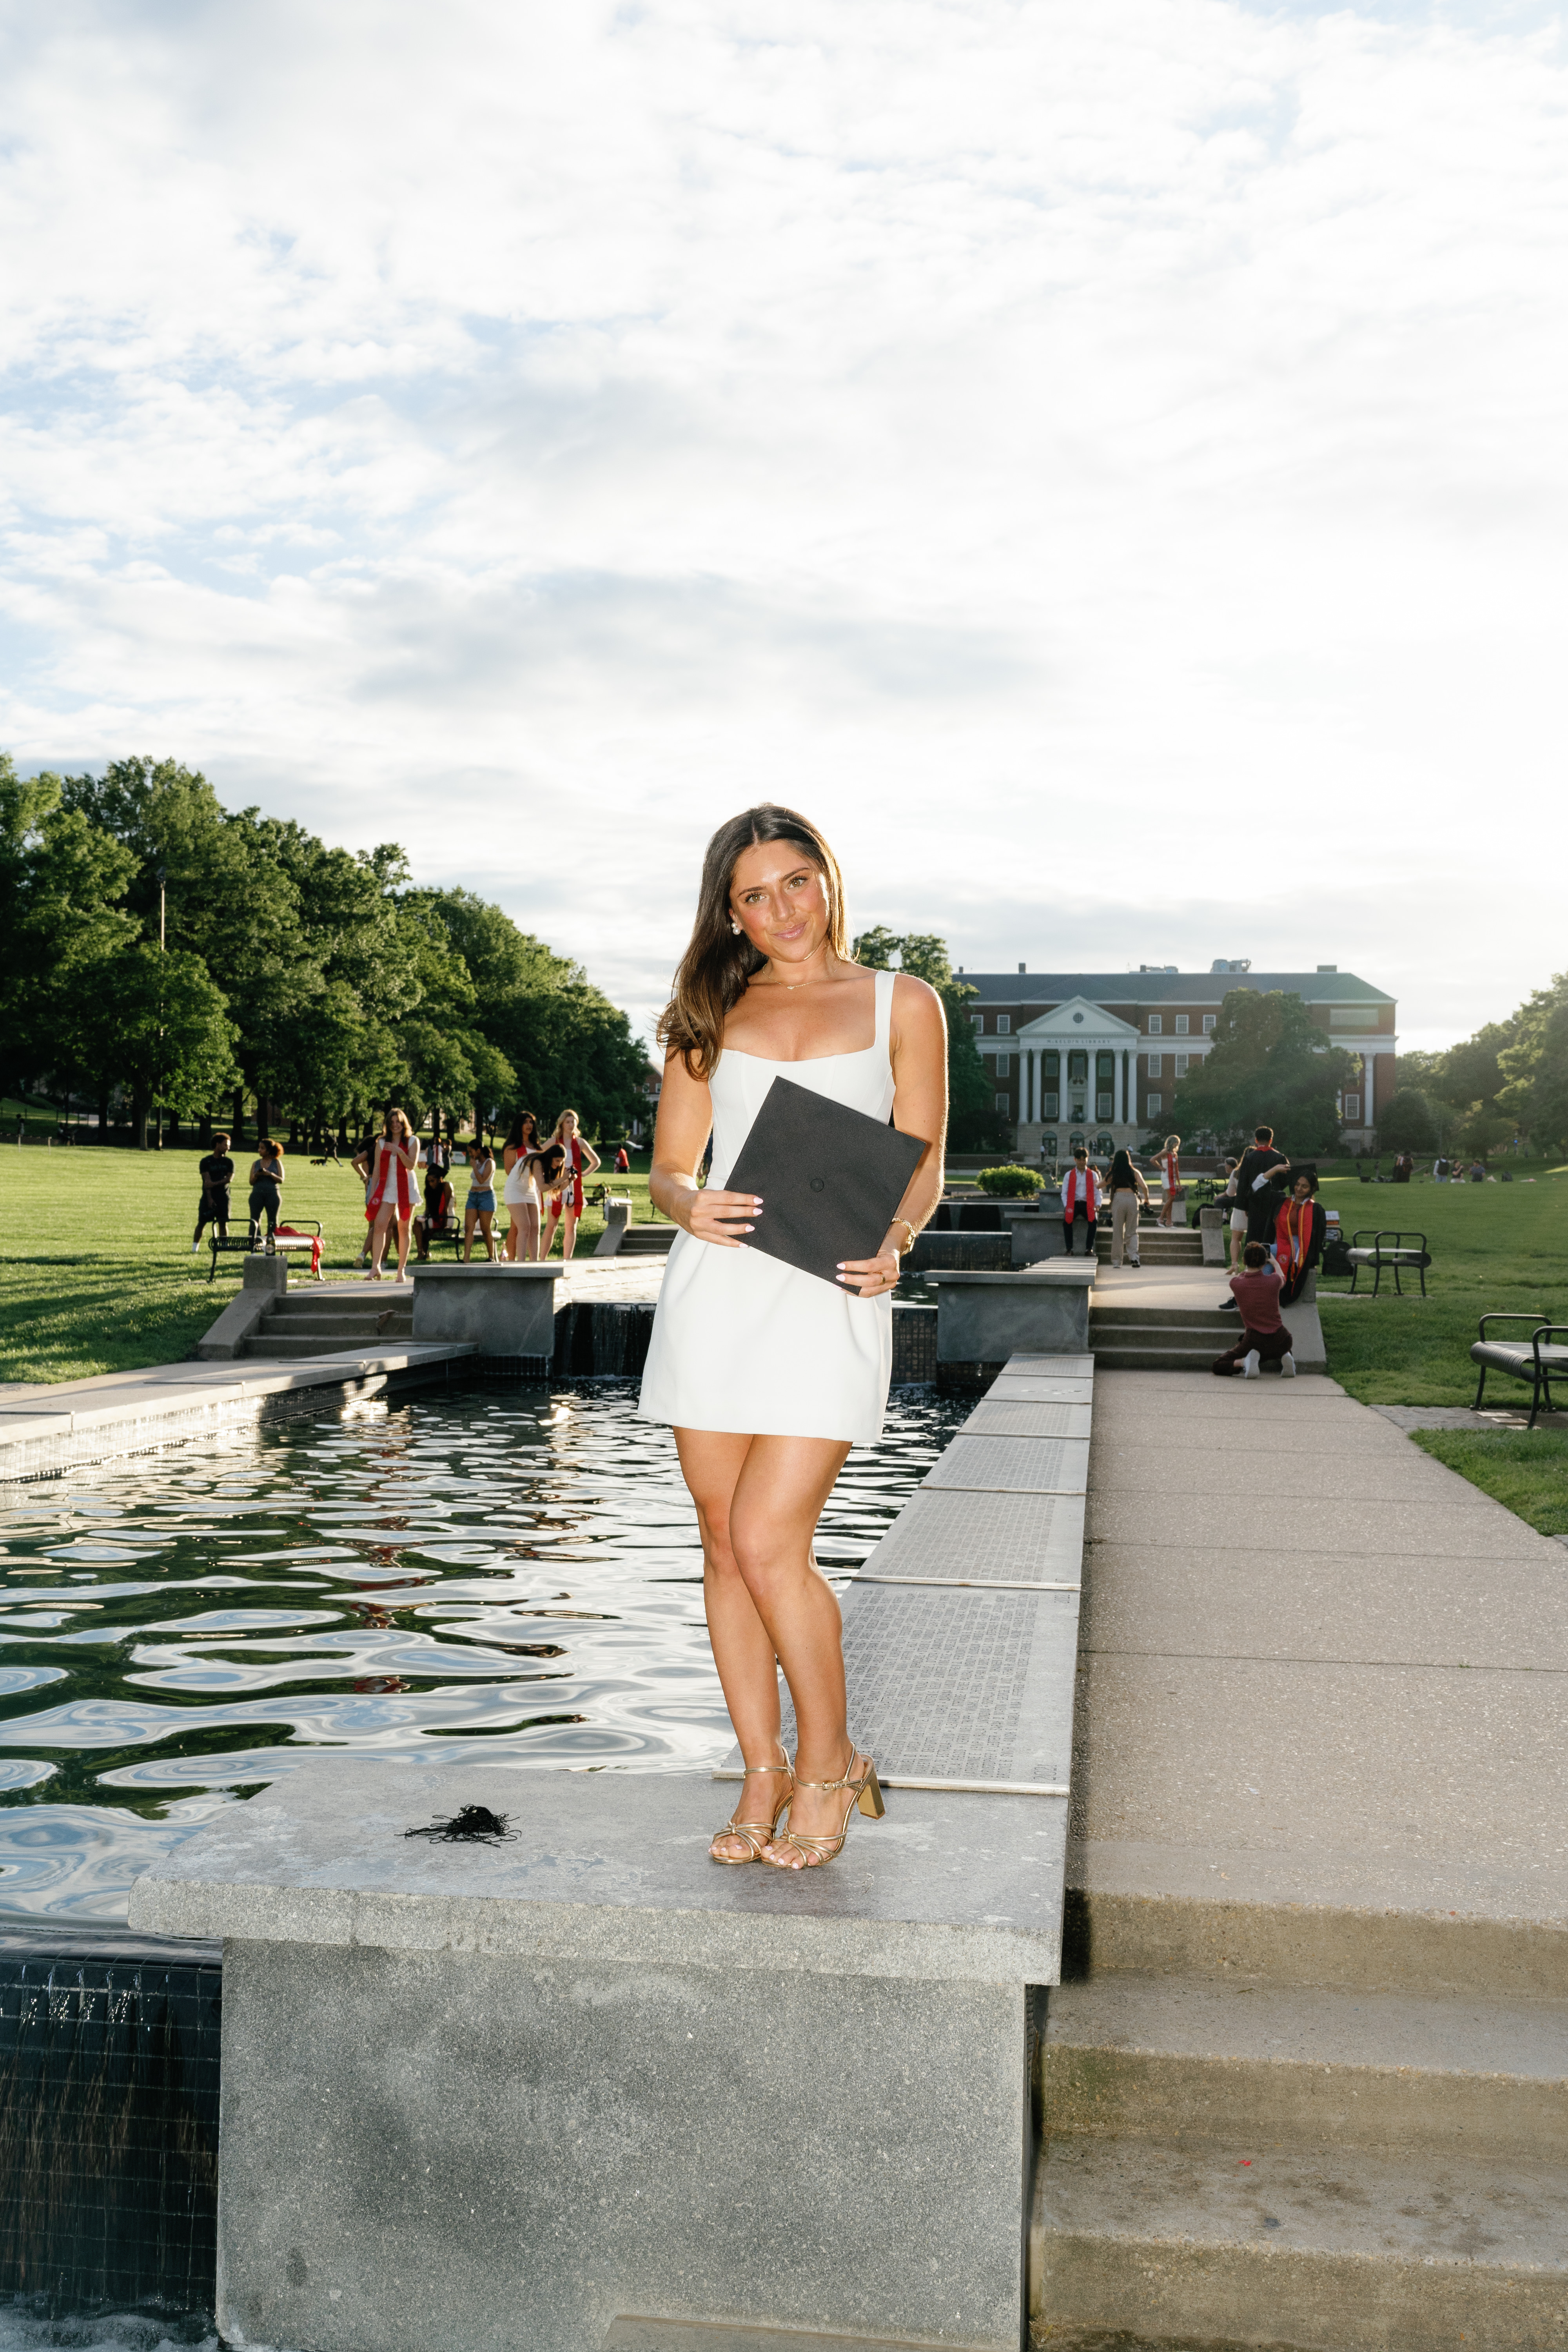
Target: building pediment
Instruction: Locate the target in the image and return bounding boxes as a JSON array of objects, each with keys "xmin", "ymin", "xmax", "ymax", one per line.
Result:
[{"xmin": 1016, "ymin": 998, "xmax": 1140, "ymax": 1044}]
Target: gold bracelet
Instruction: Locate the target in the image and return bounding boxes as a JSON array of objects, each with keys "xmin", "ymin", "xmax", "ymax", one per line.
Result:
[{"xmin": 891, "ymin": 1218, "xmax": 917, "ymax": 1257}]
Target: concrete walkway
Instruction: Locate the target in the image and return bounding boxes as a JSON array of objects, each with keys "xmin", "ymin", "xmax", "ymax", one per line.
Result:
[{"xmin": 1034, "ymin": 1367, "xmax": 1568, "ymax": 2346}]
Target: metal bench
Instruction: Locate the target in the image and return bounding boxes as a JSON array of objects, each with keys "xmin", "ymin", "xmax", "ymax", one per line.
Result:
[
  {"xmin": 207, "ymin": 1221, "xmax": 323, "ymax": 1283},
  {"xmin": 1470, "ymin": 1316, "xmax": 1568, "ymax": 1428},
  {"xmin": 1347, "ymin": 1228, "xmax": 1431, "ymax": 1298}
]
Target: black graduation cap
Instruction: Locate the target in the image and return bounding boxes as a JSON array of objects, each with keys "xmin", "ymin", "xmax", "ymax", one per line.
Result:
[{"xmin": 723, "ymin": 1075, "xmax": 927, "ymax": 1289}]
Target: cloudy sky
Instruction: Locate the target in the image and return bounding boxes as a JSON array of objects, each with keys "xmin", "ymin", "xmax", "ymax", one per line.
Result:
[{"xmin": 3, "ymin": 0, "xmax": 1564, "ymax": 1051}]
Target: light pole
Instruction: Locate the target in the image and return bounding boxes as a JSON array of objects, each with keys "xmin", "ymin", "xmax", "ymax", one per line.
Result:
[{"xmin": 154, "ymin": 866, "xmax": 167, "ymax": 1151}]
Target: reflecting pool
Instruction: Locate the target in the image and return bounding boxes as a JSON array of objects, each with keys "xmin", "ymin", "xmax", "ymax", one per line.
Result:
[{"xmin": 0, "ymin": 1381, "xmax": 964, "ymax": 1923}]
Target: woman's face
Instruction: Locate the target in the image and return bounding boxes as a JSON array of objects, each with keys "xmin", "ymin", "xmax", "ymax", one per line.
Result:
[
  {"xmin": 729, "ymin": 842, "xmax": 831, "ymax": 966},
  {"xmin": 560, "ymin": 1112, "xmax": 577, "ymax": 1138},
  {"xmin": 1293, "ymin": 1175, "xmax": 1312, "ymax": 1201}
]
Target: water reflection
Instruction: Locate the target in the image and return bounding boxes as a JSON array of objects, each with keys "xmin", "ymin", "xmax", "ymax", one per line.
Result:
[{"xmin": 0, "ymin": 1380, "xmax": 961, "ymax": 1922}]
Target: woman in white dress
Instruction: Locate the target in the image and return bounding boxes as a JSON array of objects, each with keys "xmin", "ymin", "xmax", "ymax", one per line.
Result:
[{"xmin": 639, "ymin": 806, "xmax": 946, "ymax": 1870}]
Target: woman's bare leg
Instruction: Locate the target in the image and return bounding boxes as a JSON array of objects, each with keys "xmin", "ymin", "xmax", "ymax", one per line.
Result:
[
  {"xmin": 462, "ymin": 1207, "xmax": 477, "ymax": 1263},
  {"xmin": 542, "ymin": 1209, "xmax": 561, "ymax": 1258},
  {"xmin": 367, "ymin": 1205, "xmax": 394, "ymax": 1278},
  {"xmin": 522, "ymin": 1204, "xmax": 540, "ymax": 1261},
  {"xmin": 479, "ymin": 1210, "xmax": 495, "ymax": 1261},
  {"xmin": 561, "ymin": 1208, "xmax": 579, "ymax": 1259},
  {"xmin": 393, "ymin": 1216, "xmax": 412, "ymax": 1279},
  {"xmin": 675, "ymin": 1427, "xmax": 856, "ymax": 1862}
]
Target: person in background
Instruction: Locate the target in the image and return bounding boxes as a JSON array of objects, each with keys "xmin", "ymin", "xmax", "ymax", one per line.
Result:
[
  {"xmin": 1223, "ymin": 1124, "xmax": 1288, "ymax": 1289},
  {"xmin": 1273, "ymin": 1167, "xmax": 1325, "ymax": 1305},
  {"xmin": 192, "ymin": 1131, "xmax": 234, "ymax": 1250},
  {"xmin": 1469, "ymin": 1157, "xmax": 1486, "ymax": 1182},
  {"xmin": 414, "ymin": 1154, "xmax": 455, "ymax": 1260},
  {"xmin": 614, "ymin": 1143, "xmax": 631, "ymax": 1174},
  {"xmin": 1212, "ymin": 1241, "xmax": 1296, "ymax": 1378},
  {"xmin": 1061, "ymin": 1145, "xmax": 1102, "ymax": 1258},
  {"xmin": 364, "ymin": 1107, "xmax": 419, "ymax": 1281},
  {"xmin": 1157, "ymin": 1133, "xmax": 1183, "ymax": 1227},
  {"xmin": 463, "ymin": 1136, "xmax": 499, "ymax": 1262},
  {"xmin": 525, "ymin": 1142, "xmax": 568, "ymax": 1245},
  {"xmin": 247, "ymin": 1138, "xmax": 285, "ymax": 1241},
  {"xmin": 1392, "ymin": 1151, "xmax": 1414, "ymax": 1183},
  {"xmin": 1433, "ymin": 1153, "xmax": 1452, "ymax": 1184},
  {"xmin": 542, "ymin": 1108, "xmax": 601, "ymax": 1259},
  {"xmin": 503, "ymin": 1112, "xmax": 541, "ymax": 1261},
  {"xmin": 1106, "ymin": 1147, "xmax": 1149, "ymax": 1269}
]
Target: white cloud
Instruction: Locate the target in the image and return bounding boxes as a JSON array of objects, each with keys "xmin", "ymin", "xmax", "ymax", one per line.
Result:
[{"xmin": 2, "ymin": 0, "xmax": 1566, "ymax": 1048}]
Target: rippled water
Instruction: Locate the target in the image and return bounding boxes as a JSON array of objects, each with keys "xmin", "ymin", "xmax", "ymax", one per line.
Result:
[{"xmin": 0, "ymin": 1381, "xmax": 963, "ymax": 1923}]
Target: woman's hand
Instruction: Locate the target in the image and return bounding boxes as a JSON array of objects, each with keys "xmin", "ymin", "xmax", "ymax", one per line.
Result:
[
  {"xmin": 835, "ymin": 1240, "xmax": 902, "ymax": 1296},
  {"xmin": 680, "ymin": 1188, "xmax": 760, "ymax": 1248}
]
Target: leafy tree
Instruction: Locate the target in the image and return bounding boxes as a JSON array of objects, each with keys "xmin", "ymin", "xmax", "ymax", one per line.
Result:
[
  {"xmin": 0, "ymin": 760, "xmax": 138, "ymax": 1107},
  {"xmin": 1168, "ymin": 989, "xmax": 1354, "ymax": 1155},
  {"xmin": 851, "ymin": 925, "xmax": 1005, "ymax": 1151},
  {"xmin": 78, "ymin": 944, "xmax": 238, "ymax": 1147},
  {"xmin": 1499, "ymin": 975, "xmax": 1568, "ymax": 1155},
  {"xmin": 1377, "ymin": 1089, "xmax": 1441, "ymax": 1154}
]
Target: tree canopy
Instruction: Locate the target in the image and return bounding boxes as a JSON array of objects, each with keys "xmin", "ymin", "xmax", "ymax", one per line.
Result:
[
  {"xmin": 1166, "ymin": 988, "xmax": 1354, "ymax": 1155},
  {"xmin": 1397, "ymin": 976, "xmax": 1568, "ymax": 1157},
  {"xmin": 4, "ymin": 753, "xmax": 655, "ymax": 1144},
  {"xmin": 850, "ymin": 925, "xmax": 1008, "ymax": 1151}
]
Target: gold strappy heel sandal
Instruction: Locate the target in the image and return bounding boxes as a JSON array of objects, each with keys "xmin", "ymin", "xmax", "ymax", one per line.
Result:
[
  {"xmin": 762, "ymin": 1742, "xmax": 884, "ymax": 1871},
  {"xmin": 710, "ymin": 1759, "xmax": 795, "ymax": 1866}
]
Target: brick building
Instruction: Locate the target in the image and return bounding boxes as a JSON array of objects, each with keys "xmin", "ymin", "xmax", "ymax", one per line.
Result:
[{"xmin": 958, "ymin": 961, "xmax": 1397, "ymax": 1158}]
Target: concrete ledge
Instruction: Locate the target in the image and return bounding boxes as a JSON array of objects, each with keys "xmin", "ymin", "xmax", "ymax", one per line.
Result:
[
  {"xmin": 931, "ymin": 1265, "xmax": 1096, "ymax": 1365},
  {"xmin": 193, "ymin": 1251, "xmax": 287, "ymax": 1359},
  {"xmin": 413, "ymin": 1261, "xmax": 561, "ymax": 1357}
]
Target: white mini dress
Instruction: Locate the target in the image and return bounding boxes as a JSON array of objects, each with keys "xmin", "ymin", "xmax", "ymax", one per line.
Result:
[{"xmin": 637, "ymin": 968, "xmax": 898, "ymax": 1445}]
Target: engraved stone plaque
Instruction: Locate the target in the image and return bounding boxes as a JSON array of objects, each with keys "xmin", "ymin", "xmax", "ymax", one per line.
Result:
[
  {"xmin": 856, "ymin": 1487, "xmax": 1085, "ymax": 1586},
  {"xmin": 723, "ymin": 1581, "xmax": 1078, "ymax": 1789},
  {"xmin": 985, "ymin": 1377, "xmax": 1095, "ymax": 1404},
  {"xmin": 962, "ymin": 1400, "xmax": 1094, "ymax": 1441},
  {"xmin": 924, "ymin": 1434, "xmax": 1089, "ymax": 1496}
]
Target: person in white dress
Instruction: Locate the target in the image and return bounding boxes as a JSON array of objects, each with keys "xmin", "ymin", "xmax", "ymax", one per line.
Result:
[{"xmin": 639, "ymin": 806, "xmax": 946, "ymax": 1870}]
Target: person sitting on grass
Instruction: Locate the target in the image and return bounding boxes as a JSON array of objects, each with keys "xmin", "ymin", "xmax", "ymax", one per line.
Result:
[
  {"xmin": 1212, "ymin": 1241, "xmax": 1296, "ymax": 1379},
  {"xmin": 192, "ymin": 1132, "xmax": 234, "ymax": 1250}
]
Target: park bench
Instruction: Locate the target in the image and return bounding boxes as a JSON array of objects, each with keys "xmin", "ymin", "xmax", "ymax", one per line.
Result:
[
  {"xmin": 1346, "ymin": 1227, "xmax": 1431, "ymax": 1298},
  {"xmin": 1470, "ymin": 1314, "xmax": 1568, "ymax": 1428},
  {"xmin": 207, "ymin": 1221, "xmax": 323, "ymax": 1283}
]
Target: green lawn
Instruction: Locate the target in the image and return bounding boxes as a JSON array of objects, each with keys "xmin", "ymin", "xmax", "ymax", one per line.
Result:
[
  {"xmin": 1312, "ymin": 1164, "xmax": 1568, "ymax": 1406},
  {"xmin": 0, "ymin": 1142, "xmax": 661, "ymax": 1384},
  {"xmin": 1410, "ymin": 1428, "xmax": 1568, "ymax": 1539}
]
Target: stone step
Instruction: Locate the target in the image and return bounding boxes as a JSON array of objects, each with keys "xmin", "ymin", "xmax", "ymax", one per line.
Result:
[
  {"xmin": 1091, "ymin": 1301, "xmax": 1235, "ymax": 1330},
  {"xmin": 617, "ymin": 1225, "xmax": 677, "ymax": 1254},
  {"xmin": 262, "ymin": 1298, "xmax": 404, "ymax": 1317},
  {"xmin": 1043, "ymin": 1975, "xmax": 1568, "ymax": 2161},
  {"xmin": 238, "ymin": 1333, "xmax": 408, "ymax": 1358},
  {"xmin": 1031, "ymin": 2132, "xmax": 1568, "ymax": 2350},
  {"xmin": 258, "ymin": 1314, "xmax": 413, "ymax": 1342}
]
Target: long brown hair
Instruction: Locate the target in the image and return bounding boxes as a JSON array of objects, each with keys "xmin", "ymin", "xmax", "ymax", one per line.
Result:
[{"xmin": 658, "ymin": 805, "xmax": 849, "ymax": 1079}]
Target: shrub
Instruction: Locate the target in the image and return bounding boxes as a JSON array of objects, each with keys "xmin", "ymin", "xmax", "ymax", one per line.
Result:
[{"xmin": 976, "ymin": 1163, "xmax": 1044, "ymax": 1197}]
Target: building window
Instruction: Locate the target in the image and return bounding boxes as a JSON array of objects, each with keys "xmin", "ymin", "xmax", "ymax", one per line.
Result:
[
  {"xmin": 1096, "ymin": 1050, "xmax": 1114, "ymax": 1084},
  {"xmin": 1067, "ymin": 1050, "xmax": 1087, "ymax": 1085},
  {"xmin": 1147, "ymin": 1094, "xmax": 1162, "ymax": 1118},
  {"xmin": 1174, "ymin": 1014, "xmax": 1189, "ymax": 1035},
  {"xmin": 1202, "ymin": 1014, "xmax": 1216, "ymax": 1035},
  {"xmin": 1148, "ymin": 1014, "xmax": 1163, "ymax": 1035},
  {"xmin": 1042, "ymin": 1135, "xmax": 1057, "ymax": 1160},
  {"xmin": 1096, "ymin": 1092, "xmax": 1113, "ymax": 1119},
  {"xmin": 1328, "ymin": 1010, "xmax": 1366, "ymax": 1030},
  {"xmin": 1343, "ymin": 1093, "xmax": 1361, "ymax": 1123},
  {"xmin": 971, "ymin": 1014, "xmax": 983, "ymax": 1033},
  {"xmin": 996, "ymin": 1015, "xmax": 1011, "ymax": 1035},
  {"xmin": 995, "ymin": 1092, "xmax": 1011, "ymax": 1115},
  {"xmin": 995, "ymin": 1053, "xmax": 1011, "ymax": 1076},
  {"xmin": 1042, "ymin": 1092, "xmax": 1060, "ymax": 1120},
  {"xmin": 1147, "ymin": 1052, "xmax": 1163, "ymax": 1077},
  {"xmin": 1096, "ymin": 1133, "xmax": 1114, "ymax": 1156},
  {"xmin": 1174, "ymin": 1054, "xmax": 1189, "ymax": 1077}
]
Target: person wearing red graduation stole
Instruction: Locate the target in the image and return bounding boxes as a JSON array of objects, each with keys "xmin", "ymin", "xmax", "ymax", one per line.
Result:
[
  {"xmin": 1274, "ymin": 1166, "xmax": 1324, "ymax": 1305},
  {"xmin": 1062, "ymin": 1146, "xmax": 1102, "ymax": 1257}
]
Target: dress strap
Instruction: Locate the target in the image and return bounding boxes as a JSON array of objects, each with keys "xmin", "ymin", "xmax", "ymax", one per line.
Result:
[{"xmin": 875, "ymin": 966, "xmax": 895, "ymax": 1057}]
